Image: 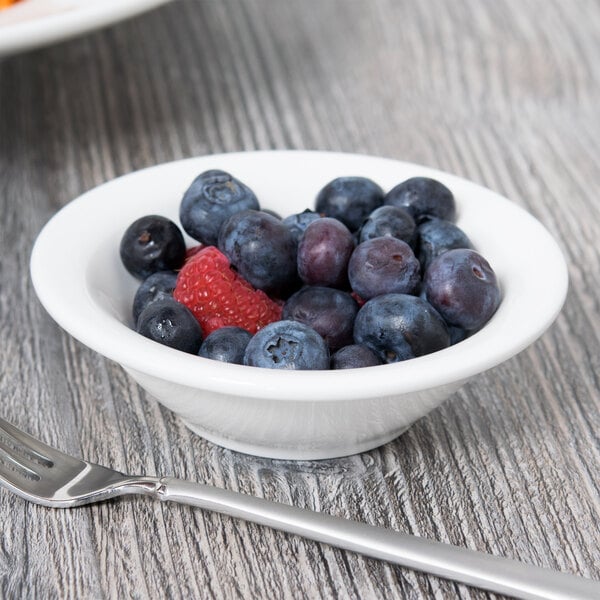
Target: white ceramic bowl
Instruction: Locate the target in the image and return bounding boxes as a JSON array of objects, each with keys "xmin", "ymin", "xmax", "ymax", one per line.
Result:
[{"xmin": 30, "ymin": 151, "xmax": 568, "ymax": 460}]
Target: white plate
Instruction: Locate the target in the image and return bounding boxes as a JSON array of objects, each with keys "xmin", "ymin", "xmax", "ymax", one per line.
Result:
[{"xmin": 0, "ymin": 0, "xmax": 173, "ymax": 57}]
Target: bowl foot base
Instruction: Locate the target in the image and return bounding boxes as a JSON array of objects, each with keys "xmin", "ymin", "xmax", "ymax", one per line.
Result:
[{"xmin": 181, "ymin": 420, "xmax": 411, "ymax": 461}]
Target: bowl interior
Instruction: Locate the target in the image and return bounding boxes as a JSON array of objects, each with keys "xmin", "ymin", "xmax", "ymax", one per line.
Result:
[{"xmin": 30, "ymin": 151, "xmax": 568, "ymax": 402}]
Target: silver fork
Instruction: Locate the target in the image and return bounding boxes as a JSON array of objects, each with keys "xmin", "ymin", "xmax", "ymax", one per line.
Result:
[{"xmin": 0, "ymin": 416, "xmax": 598, "ymax": 600}]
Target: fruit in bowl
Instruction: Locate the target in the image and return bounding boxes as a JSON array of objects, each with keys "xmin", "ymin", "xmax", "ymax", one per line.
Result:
[
  {"xmin": 119, "ymin": 170, "xmax": 501, "ymax": 369},
  {"xmin": 30, "ymin": 151, "xmax": 568, "ymax": 459},
  {"xmin": 0, "ymin": 0, "xmax": 22, "ymax": 9}
]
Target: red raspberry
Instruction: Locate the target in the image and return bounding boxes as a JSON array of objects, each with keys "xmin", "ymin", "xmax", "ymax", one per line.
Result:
[
  {"xmin": 173, "ymin": 246, "xmax": 282, "ymax": 335},
  {"xmin": 185, "ymin": 244, "xmax": 205, "ymax": 261}
]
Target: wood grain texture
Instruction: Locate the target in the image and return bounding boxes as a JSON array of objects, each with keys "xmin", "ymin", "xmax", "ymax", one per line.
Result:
[{"xmin": 1, "ymin": 0, "xmax": 599, "ymax": 598}]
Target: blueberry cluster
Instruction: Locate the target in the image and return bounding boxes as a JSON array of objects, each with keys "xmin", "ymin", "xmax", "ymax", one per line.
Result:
[{"xmin": 120, "ymin": 170, "xmax": 501, "ymax": 370}]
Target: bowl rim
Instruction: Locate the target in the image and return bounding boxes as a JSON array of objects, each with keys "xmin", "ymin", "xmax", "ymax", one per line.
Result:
[{"xmin": 30, "ymin": 150, "xmax": 569, "ymax": 402}]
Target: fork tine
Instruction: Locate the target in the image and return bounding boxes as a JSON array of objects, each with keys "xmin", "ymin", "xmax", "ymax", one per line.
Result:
[
  {"xmin": 0, "ymin": 417, "xmax": 58, "ymax": 465},
  {"xmin": 0, "ymin": 437, "xmax": 42, "ymax": 481}
]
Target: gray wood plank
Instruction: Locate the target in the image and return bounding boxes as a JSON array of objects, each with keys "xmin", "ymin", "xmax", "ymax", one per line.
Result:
[{"xmin": 0, "ymin": 0, "xmax": 599, "ymax": 598}]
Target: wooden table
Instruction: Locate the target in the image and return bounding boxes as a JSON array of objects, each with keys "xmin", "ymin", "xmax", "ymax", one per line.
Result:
[{"xmin": 1, "ymin": 1, "xmax": 599, "ymax": 598}]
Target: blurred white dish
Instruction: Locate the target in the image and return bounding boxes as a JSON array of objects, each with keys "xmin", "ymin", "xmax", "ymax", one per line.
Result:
[
  {"xmin": 0, "ymin": 0, "xmax": 172, "ymax": 57},
  {"xmin": 30, "ymin": 151, "xmax": 568, "ymax": 460}
]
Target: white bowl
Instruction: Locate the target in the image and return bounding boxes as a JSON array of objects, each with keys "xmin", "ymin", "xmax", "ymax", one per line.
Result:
[{"xmin": 30, "ymin": 151, "xmax": 568, "ymax": 460}]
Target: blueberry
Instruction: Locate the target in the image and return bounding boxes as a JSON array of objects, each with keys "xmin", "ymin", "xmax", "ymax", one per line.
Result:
[
  {"xmin": 449, "ymin": 325, "xmax": 469, "ymax": 345},
  {"xmin": 354, "ymin": 294, "xmax": 450, "ymax": 363},
  {"xmin": 424, "ymin": 248, "xmax": 501, "ymax": 331},
  {"xmin": 218, "ymin": 209, "xmax": 298, "ymax": 297},
  {"xmin": 282, "ymin": 209, "xmax": 322, "ymax": 245},
  {"xmin": 348, "ymin": 237, "xmax": 421, "ymax": 300},
  {"xmin": 384, "ymin": 177, "xmax": 455, "ymax": 223},
  {"xmin": 244, "ymin": 320, "xmax": 329, "ymax": 370},
  {"xmin": 132, "ymin": 270, "xmax": 179, "ymax": 325},
  {"xmin": 120, "ymin": 215, "xmax": 186, "ymax": 280},
  {"xmin": 180, "ymin": 170, "xmax": 260, "ymax": 245},
  {"xmin": 297, "ymin": 217, "xmax": 355, "ymax": 288},
  {"xmin": 358, "ymin": 205, "xmax": 417, "ymax": 247},
  {"xmin": 282, "ymin": 286, "xmax": 359, "ymax": 351},
  {"xmin": 331, "ymin": 345, "xmax": 382, "ymax": 369},
  {"xmin": 198, "ymin": 326, "xmax": 252, "ymax": 364},
  {"xmin": 315, "ymin": 176, "xmax": 384, "ymax": 231},
  {"xmin": 261, "ymin": 208, "xmax": 282, "ymax": 220},
  {"xmin": 136, "ymin": 297, "xmax": 203, "ymax": 354},
  {"xmin": 417, "ymin": 217, "xmax": 472, "ymax": 271}
]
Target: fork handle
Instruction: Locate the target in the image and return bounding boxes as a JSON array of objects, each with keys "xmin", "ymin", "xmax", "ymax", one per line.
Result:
[{"xmin": 156, "ymin": 477, "xmax": 599, "ymax": 600}]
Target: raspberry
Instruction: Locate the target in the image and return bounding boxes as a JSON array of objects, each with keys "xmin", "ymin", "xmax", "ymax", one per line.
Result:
[
  {"xmin": 173, "ymin": 246, "xmax": 282, "ymax": 335},
  {"xmin": 185, "ymin": 244, "xmax": 205, "ymax": 261}
]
